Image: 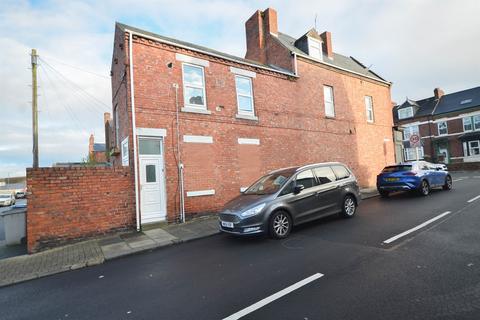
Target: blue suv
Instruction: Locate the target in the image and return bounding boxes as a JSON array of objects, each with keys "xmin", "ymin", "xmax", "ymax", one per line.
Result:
[{"xmin": 376, "ymin": 161, "xmax": 452, "ymax": 197}]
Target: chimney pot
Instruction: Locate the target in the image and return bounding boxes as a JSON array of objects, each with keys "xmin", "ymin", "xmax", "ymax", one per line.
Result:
[
  {"xmin": 320, "ymin": 31, "xmax": 333, "ymax": 59},
  {"xmin": 434, "ymin": 87, "xmax": 444, "ymax": 100}
]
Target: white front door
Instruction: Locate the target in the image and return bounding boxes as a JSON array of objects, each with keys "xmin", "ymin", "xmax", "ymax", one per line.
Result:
[
  {"xmin": 139, "ymin": 138, "xmax": 166, "ymax": 223},
  {"xmin": 439, "ymin": 147, "xmax": 449, "ymax": 164}
]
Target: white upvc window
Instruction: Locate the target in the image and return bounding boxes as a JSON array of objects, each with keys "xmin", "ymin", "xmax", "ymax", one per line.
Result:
[
  {"xmin": 474, "ymin": 115, "xmax": 480, "ymax": 130},
  {"xmin": 235, "ymin": 75, "xmax": 255, "ymax": 116},
  {"xmin": 308, "ymin": 38, "xmax": 322, "ymax": 60},
  {"xmin": 468, "ymin": 141, "xmax": 480, "ymax": 156},
  {"xmin": 403, "ymin": 125, "xmax": 419, "ymax": 140},
  {"xmin": 398, "ymin": 107, "xmax": 413, "ymax": 120},
  {"xmin": 463, "ymin": 117, "xmax": 473, "ymax": 131},
  {"xmin": 437, "ymin": 121, "xmax": 448, "ymax": 135},
  {"xmin": 404, "ymin": 147, "xmax": 424, "ymax": 161},
  {"xmin": 182, "ymin": 63, "xmax": 207, "ymax": 109},
  {"xmin": 365, "ymin": 96, "xmax": 374, "ymax": 122},
  {"xmin": 323, "ymin": 85, "xmax": 335, "ymax": 117}
]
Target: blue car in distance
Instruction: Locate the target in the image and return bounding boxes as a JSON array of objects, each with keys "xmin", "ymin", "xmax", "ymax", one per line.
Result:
[{"xmin": 377, "ymin": 161, "xmax": 452, "ymax": 197}]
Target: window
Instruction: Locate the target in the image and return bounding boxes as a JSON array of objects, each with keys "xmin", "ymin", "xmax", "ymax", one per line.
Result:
[
  {"xmin": 403, "ymin": 125, "xmax": 419, "ymax": 140},
  {"xmin": 308, "ymin": 38, "xmax": 322, "ymax": 60},
  {"xmin": 331, "ymin": 165, "xmax": 351, "ymax": 180},
  {"xmin": 323, "ymin": 85, "xmax": 335, "ymax": 117},
  {"xmin": 437, "ymin": 121, "xmax": 448, "ymax": 135},
  {"xmin": 145, "ymin": 165, "xmax": 156, "ymax": 183},
  {"xmin": 235, "ymin": 75, "xmax": 254, "ymax": 115},
  {"xmin": 139, "ymin": 138, "xmax": 162, "ymax": 155},
  {"xmin": 398, "ymin": 107, "xmax": 413, "ymax": 120},
  {"xmin": 475, "ymin": 116, "xmax": 480, "ymax": 130},
  {"xmin": 244, "ymin": 170, "xmax": 295, "ymax": 195},
  {"xmin": 463, "ymin": 117, "xmax": 473, "ymax": 131},
  {"xmin": 468, "ymin": 141, "xmax": 480, "ymax": 156},
  {"xmin": 182, "ymin": 63, "xmax": 206, "ymax": 109},
  {"xmin": 365, "ymin": 96, "xmax": 374, "ymax": 122},
  {"xmin": 279, "ymin": 180, "xmax": 295, "ymax": 196},
  {"xmin": 404, "ymin": 147, "xmax": 424, "ymax": 161},
  {"xmin": 295, "ymin": 170, "xmax": 318, "ymax": 189},
  {"xmin": 313, "ymin": 167, "xmax": 336, "ymax": 184},
  {"xmin": 121, "ymin": 137, "xmax": 129, "ymax": 166},
  {"xmin": 114, "ymin": 105, "xmax": 120, "ymax": 147}
]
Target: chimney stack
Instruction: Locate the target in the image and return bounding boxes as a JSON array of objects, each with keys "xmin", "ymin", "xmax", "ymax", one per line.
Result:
[
  {"xmin": 320, "ymin": 31, "xmax": 333, "ymax": 59},
  {"xmin": 89, "ymin": 134, "xmax": 95, "ymax": 154},
  {"xmin": 434, "ymin": 88, "xmax": 444, "ymax": 100},
  {"xmin": 245, "ymin": 8, "xmax": 278, "ymax": 64}
]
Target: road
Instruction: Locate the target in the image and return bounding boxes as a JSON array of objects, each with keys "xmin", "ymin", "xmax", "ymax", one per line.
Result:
[{"xmin": 1, "ymin": 173, "xmax": 480, "ymax": 319}]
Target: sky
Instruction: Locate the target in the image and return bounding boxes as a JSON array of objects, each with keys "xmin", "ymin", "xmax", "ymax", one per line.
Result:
[{"xmin": 0, "ymin": 0, "xmax": 479, "ymax": 178}]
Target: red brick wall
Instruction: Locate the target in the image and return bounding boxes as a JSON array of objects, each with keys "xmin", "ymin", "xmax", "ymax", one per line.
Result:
[
  {"xmin": 111, "ymin": 33, "xmax": 394, "ymax": 222},
  {"xmin": 26, "ymin": 167, "xmax": 135, "ymax": 253}
]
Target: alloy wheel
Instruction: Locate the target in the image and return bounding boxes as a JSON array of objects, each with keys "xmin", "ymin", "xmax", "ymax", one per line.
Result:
[
  {"xmin": 273, "ymin": 213, "xmax": 290, "ymax": 237},
  {"xmin": 344, "ymin": 197, "xmax": 356, "ymax": 216},
  {"xmin": 421, "ymin": 181, "xmax": 430, "ymax": 195}
]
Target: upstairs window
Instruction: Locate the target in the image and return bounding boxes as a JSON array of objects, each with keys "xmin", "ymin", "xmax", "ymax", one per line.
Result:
[
  {"xmin": 182, "ymin": 63, "xmax": 206, "ymax": 109},
  {"xmin": 437, "ymin": 121, "xmax": 448, "ymax": 135},
  {"xmin": 475, "ymin": 115, "xmax": 480, "ymax": 130},
  {"xmin": 463, "ymin": 117, "xmax": 473, "ymax": 131},
  {"xmin": 323, "ymin": 85, "xmax": 335, "ymax": 117},
  {"xmin": 398, "ymin": 107, "xmax": 413, "ymax": 120},
  {"xmin": 403, "ymin": 125, "xmax": 419, "ymax": 140},
  {"xmin": 308, "ymin": 38, "xmax": 322, "ymax": 60},
  {"xmin": 235, "ymin": 75, "xmax": 255, "ymax": 116},
  {"xmin": 365, "ymin": 96, "xmax": 374, "ymax": 122}
]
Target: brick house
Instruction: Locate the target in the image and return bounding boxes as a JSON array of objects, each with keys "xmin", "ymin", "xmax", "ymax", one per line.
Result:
[
  {"xmin": 109, "ymin": 7, "xmax": 395, "ymax": 226},
  {"xmin": 88, "ymin": 134, "xmax": 107, "ymax": 163},
  {"xmin": 393, "ymin": 86, "xmax": 480, "ymax": 164}
]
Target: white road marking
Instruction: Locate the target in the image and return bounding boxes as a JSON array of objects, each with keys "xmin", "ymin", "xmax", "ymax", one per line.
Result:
[
  {"xmin": 474, "ymin": 176, "xmax": 480, "ymax": 179},
  {"xmin": 459, "ymin": 176, "xmax": 469, "ymax": 179},
  {"xmin": 223, "ymin": 273, "xmax": 324, "ymax": 320},
  {"xmin": 453, "ymin": 178, "xmax": 464, "ymax": 182},
  {"xmin": 467, "ymin": 195, "xmax": 480, "ymax": 203},
  {"xmin": 383, "ymin": 211, "xmax": 452, "ymax": 244}
]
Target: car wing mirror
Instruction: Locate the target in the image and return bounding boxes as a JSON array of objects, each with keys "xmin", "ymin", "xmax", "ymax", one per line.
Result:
[{"xmin": 293, "ymin": 184, "xmax": 305, "ymax": 194}]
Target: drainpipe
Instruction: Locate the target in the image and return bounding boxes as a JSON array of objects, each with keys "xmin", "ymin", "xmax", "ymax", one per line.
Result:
[
  {"xmin": 127, "ymin": 30, "xmax": 141, "ymax": 231},
  {"xmin": 292, "ymin": 52, "xmax": 298, "ymax": 76},
  {"xmin": 173, "ymin": 83, "xmax": 186, "ymax": 223}
]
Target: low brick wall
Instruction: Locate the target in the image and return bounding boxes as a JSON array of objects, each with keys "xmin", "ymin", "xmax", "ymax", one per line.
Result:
[
  {"xmin": 27, "ymin": 167, "xmax": 135, "ymax": 253},
  {"xmin": 448, "ymin": 161, "xmax": 480, "ymax": 171}
]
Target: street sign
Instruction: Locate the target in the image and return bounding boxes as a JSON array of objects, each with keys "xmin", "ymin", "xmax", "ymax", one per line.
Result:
[{"xmin": 409, "ymin": 134, "xmax": 421, "ymax": 148}]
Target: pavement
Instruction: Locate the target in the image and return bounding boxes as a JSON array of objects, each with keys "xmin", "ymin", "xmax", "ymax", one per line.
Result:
[{"xmin": 1, "ymin": 171, "xmax": 480, "ymax": 319}]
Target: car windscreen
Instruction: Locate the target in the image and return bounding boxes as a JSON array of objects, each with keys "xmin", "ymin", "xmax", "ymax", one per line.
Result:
[
  {"xmin": 0, "ymin": 195, "xmax": 10, "ymax": 199},
  {"xmin": 244, "ymin": 170, "xmax": 294, "ymax": 195},
  {"xmin": 382, "ymin": 165, "xmax": 412, "ymax": 173}
]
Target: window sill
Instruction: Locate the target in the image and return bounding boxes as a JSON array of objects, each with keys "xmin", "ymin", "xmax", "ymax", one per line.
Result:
[
  {"xmin": 325, "ymin": 115, "xmax": 336, "ymax": 120},
  {"xmin": 181, "ymin": 106, "xmax": 211, "ymax": 115},
  {"xmin": 367, "ymin": 120, "xmax": 375, "ymax": 124},
  {"xmin": 235, "ymin": 114, "xmax": 258, "ymax": 121}
]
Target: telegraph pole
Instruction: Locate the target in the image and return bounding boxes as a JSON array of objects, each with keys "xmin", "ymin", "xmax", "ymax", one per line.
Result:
[{"xmin": 31, "ymin": 49, "xmax": 39, "ymax": 168}]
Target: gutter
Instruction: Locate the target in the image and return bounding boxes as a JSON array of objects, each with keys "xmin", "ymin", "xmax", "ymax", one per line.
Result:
[
  {"xmin": 128, "ymin": 31, "xmax": 141, "ymax": 231},
  {"xmin": 123, "ymin": 28, "xmax": 298, "ymax": 79}
]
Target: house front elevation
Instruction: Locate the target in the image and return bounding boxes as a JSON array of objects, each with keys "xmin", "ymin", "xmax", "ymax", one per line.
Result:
[
  {"xmin": 109, "ymin": 7, "xmax": 395, "ymax": 225},
  {"xmin": 393, "ymin": 86, "xmax": 480, "ymax": 165}
]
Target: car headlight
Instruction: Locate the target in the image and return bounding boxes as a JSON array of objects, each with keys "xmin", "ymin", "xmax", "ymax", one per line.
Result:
[{"xmin": 240, "ymin": 203, "xmax": 266, "ymax": 218}]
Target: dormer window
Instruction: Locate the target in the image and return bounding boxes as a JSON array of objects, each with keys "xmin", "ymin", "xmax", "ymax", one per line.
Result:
[
  {"xmin": 308, "ymin": 37, "xmax": 322, "ymax": 60},
  {"xmin": 398, "ymin": 107, "xmax": 413, "ymax": 120}
]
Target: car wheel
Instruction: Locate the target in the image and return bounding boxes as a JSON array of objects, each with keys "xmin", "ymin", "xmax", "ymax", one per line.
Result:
[
  {"xmin": 443, "ymin": 175, "xmax": 452, "ymax": 190},
  {"xmin": 379, "ymin": 190, "xmax": 389, "ymax": 198},
  {"xmin": 341, "ymin": 195, "xmax": 357, "ymax": 218},
  {"xmin": 269, "ymin": 211, "xmax": 292, "ymax": 239},
  {"xmin": 419, "ymin": 180, "xmax": 430, "ymax": 196}
]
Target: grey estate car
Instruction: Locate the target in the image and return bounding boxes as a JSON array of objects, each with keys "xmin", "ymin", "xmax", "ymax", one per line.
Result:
[{"xmin": 219, "ymin": 162, "xmax": 361, "ymax": 239}]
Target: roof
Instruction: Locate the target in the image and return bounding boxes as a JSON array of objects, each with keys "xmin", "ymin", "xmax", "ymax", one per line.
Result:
[
  {"xmin": 93, "ymin": 143, "xmax": 106, "ymax": 152},
  {"xmin": 393, "ymin": 86, "xmax": 480, "ymax": 123},
  {"xmin": 116, "ymin": 22, "xmax": 296, "ymax": 77},
  {"xmin": 434, "ymin": 86, "xmax": 480, "ymax": 115},
  {"xmin": 276, "ymin": 32, "xmax": 389, "ymax": 83}
]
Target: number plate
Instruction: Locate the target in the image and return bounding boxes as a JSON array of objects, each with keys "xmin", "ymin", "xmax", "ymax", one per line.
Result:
[
  {"xmin": 221, "ymin": 221, "xmax": 234, "ymax": 228},
  {"xmin": 385, "ymin": 178, "xmax": 399, "ymax": 182}
]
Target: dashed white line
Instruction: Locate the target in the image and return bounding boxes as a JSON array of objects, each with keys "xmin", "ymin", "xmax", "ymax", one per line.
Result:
[
  {"xmin": 383, "ymin": 211, "xmax": 452, "ymax": 244},
  {"xmin": 467, "ymin": 195, "xmax": 480, "ymax": 203},
  {"xmin": 223, "ymin": 273, "xmax": 324, "ymax": 320},
  {"xmin": 453, "ymin": 178, "xmax": 464, "ymax": 182}
]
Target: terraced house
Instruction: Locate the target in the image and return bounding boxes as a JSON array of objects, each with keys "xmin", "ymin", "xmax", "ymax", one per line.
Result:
[
  {"xmin": 393, "ymin": 86, "xmax": 480, "ymax": 164},
  {"xmin": 109, "ymin": 7, "xmax": 394, "ymax": 226}
]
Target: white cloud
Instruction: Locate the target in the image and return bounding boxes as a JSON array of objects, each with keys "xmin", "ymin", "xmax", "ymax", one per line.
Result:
[{"xmin": 0, "ymin": 0, "xmax": 479, "ymax": 178}]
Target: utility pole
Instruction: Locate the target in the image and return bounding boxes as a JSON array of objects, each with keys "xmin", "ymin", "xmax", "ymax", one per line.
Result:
[{"xmin": 31, "ymin": 49, "xmax": 39, "ymax": 168}]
